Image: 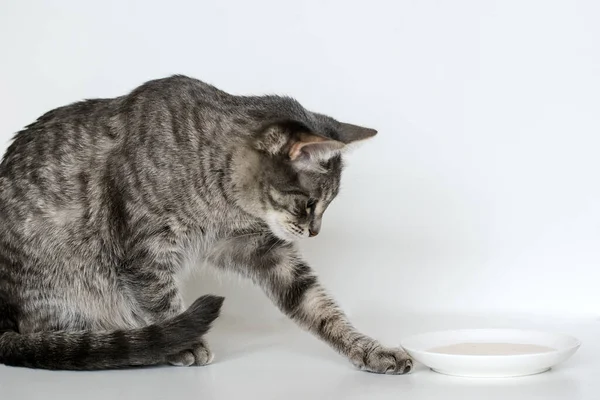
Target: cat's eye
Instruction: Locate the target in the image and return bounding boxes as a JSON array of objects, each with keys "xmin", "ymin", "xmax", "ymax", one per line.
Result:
[{"xmin": 306, "ymin": 199, "xmax": 317, "ymax": 213}]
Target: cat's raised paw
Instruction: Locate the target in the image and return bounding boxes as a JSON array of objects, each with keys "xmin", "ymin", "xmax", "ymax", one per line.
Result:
[{"xmin": 351, "ymin": 344, "xmax": 413, "ymax": 375}]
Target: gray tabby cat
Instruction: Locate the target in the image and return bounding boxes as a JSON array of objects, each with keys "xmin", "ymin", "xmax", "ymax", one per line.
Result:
[{"xmin": 0, "ymin": 75, "xmax": 412, "ymax": 373}]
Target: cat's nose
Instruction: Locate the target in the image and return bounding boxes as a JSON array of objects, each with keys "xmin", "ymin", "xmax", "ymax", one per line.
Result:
[{"xmin": 309, "ymin": 219, "xmax": 321, "ymax": 237}]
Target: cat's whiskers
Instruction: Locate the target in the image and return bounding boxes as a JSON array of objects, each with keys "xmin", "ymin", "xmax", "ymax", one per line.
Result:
[{"xmin": 227, "ymin": 230, "xmax": 271, "ymax": 240}]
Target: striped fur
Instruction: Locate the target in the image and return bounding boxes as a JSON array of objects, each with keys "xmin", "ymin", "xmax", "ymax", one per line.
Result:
[{"xmin": 0, "ymin": 75, "xmax": 411, "ymax": 373}]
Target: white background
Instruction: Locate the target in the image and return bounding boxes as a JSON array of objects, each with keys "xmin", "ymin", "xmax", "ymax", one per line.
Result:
[{"xmin": 1, "ymin": 0, "xmax": 599, "ymax": 321}]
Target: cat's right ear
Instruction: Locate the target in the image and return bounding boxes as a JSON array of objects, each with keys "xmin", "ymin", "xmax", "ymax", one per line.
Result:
[
  {"xmin": 254, "ymin": 121, "xmax": 345, "ymax": 169},
  {"xmin": 253, "ymin": 121, "xmax": 295, "ymax": 155}
]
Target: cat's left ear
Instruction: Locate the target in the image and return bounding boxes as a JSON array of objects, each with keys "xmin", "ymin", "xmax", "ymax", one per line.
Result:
[
  {"xmin": 288, "ymin": 133, "xmax": 345, "ymax": 163},
  {"xmin": 289, "ymin": 123, "xmax": 377, "ymax": 162},
  {"xmin": 337, "ymin": 122, "xmax": 378, "ymax": 144}
]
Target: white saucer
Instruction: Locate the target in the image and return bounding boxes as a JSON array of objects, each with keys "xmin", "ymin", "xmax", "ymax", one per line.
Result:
[{"xmin": 401, "ymin": 329, "xmax": 581, "ymax": 378}]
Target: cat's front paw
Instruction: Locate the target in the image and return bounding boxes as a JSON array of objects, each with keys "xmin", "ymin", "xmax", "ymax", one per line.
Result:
[{"xmin": 350, "ymin": 342, "xmax": 413, "ymax": 374}]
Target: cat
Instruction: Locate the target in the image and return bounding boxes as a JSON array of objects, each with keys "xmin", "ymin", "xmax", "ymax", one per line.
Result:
[{"xmin": 0, "ymin": 75, "xmax": 412, "ymax": 373}]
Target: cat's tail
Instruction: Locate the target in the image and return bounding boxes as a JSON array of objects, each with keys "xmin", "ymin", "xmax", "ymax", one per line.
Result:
[{"xmin": 0, "ymin": 295, "xmax": 224, "ymax": 370}]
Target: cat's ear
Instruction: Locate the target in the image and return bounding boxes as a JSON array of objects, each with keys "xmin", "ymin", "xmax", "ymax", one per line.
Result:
[
  {"xmin": 254, "ymin": 120, "xmax": 303, "ymax": 155},
  {"xmin": 255, "ymin": 120, "xmax": 345, "ymax": 164},
  {"xmin": 288, "ymin": 132, "xmax": 345, "ymax": 163},
  {"xmin": 254, "ymin": 120, "xmax": 376, "ymax": 171},
  {"xmin": 337, "ymin": 122, "xmax": 378, "ymax": 144},
  {"xmin": 290, "ymin": 123, "xmax": 377, "ymax": 163}
]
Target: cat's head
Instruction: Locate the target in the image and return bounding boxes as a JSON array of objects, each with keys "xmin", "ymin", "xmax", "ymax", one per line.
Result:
[{"xmin": 238, "ymin": 105, "xmax": 376, "ymax": 242}]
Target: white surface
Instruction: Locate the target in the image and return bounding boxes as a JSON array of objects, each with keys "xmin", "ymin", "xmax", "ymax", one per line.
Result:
[
  {"xmin": 401, "ymin": 329, "xmax": 581, "ymax": 377},
  {"xmin": 0, "ymin": 314, "xmax": 597, "ymax": 400},
  {"xmin": 1, "ymin": 0, "xmax": 599, "ymax": 319}
]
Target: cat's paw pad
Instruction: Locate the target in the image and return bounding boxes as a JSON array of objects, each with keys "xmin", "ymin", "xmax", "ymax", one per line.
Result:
[
  {"xmin": 351, "ymin": 344, "xmax": 413, "ymax": 374},
  {"xmin": 167, "ymin": 341, "xmax": 214, "ymax": 367}
]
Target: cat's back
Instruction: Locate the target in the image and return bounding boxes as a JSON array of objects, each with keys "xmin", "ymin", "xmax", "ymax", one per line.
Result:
[
  {"xmin": 0, "ymin": 75, "xmax": 206, "ymax": 187},
  {"xmin": 0, "ymin": 76, "xmax": 244, "ymax": 231},
  {"xmin": 0, "ymin": 96, "xmax": 120, "ymax": 212},
  {"xmin": 2, "ymin": 96, "xmax": 118, "ymax": 170}
]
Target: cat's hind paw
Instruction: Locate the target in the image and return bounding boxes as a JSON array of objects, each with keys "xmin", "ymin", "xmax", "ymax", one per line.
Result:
[{"xmin": 167, "ymin": 340, "xmax": 214, "ymax": 366}]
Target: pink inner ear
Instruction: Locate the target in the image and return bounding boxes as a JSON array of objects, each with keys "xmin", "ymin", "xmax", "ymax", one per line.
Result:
[
  {"xmin": 289, "ymin": 141, "xmax": 305, "ymax": 161},
  {"xmin": 288, "ymin": 133, "xmax": 329, "ymax": 161}
]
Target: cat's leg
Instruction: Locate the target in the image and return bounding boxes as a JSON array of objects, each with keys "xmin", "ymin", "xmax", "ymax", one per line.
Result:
[
  {"xmin": 265, "ymin": 260, "xmax": 412, "ymax": 374},
  {"xmin": 122, "ymin": 265, "xmax": 185, "ymax": 323},
  {"xmin": 121, "ymin": 249, "xmax": 213, "ymax": 366},
  {"xmin": 214, "ymin": 238, "xmax": 412, "ymax": 374}
]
